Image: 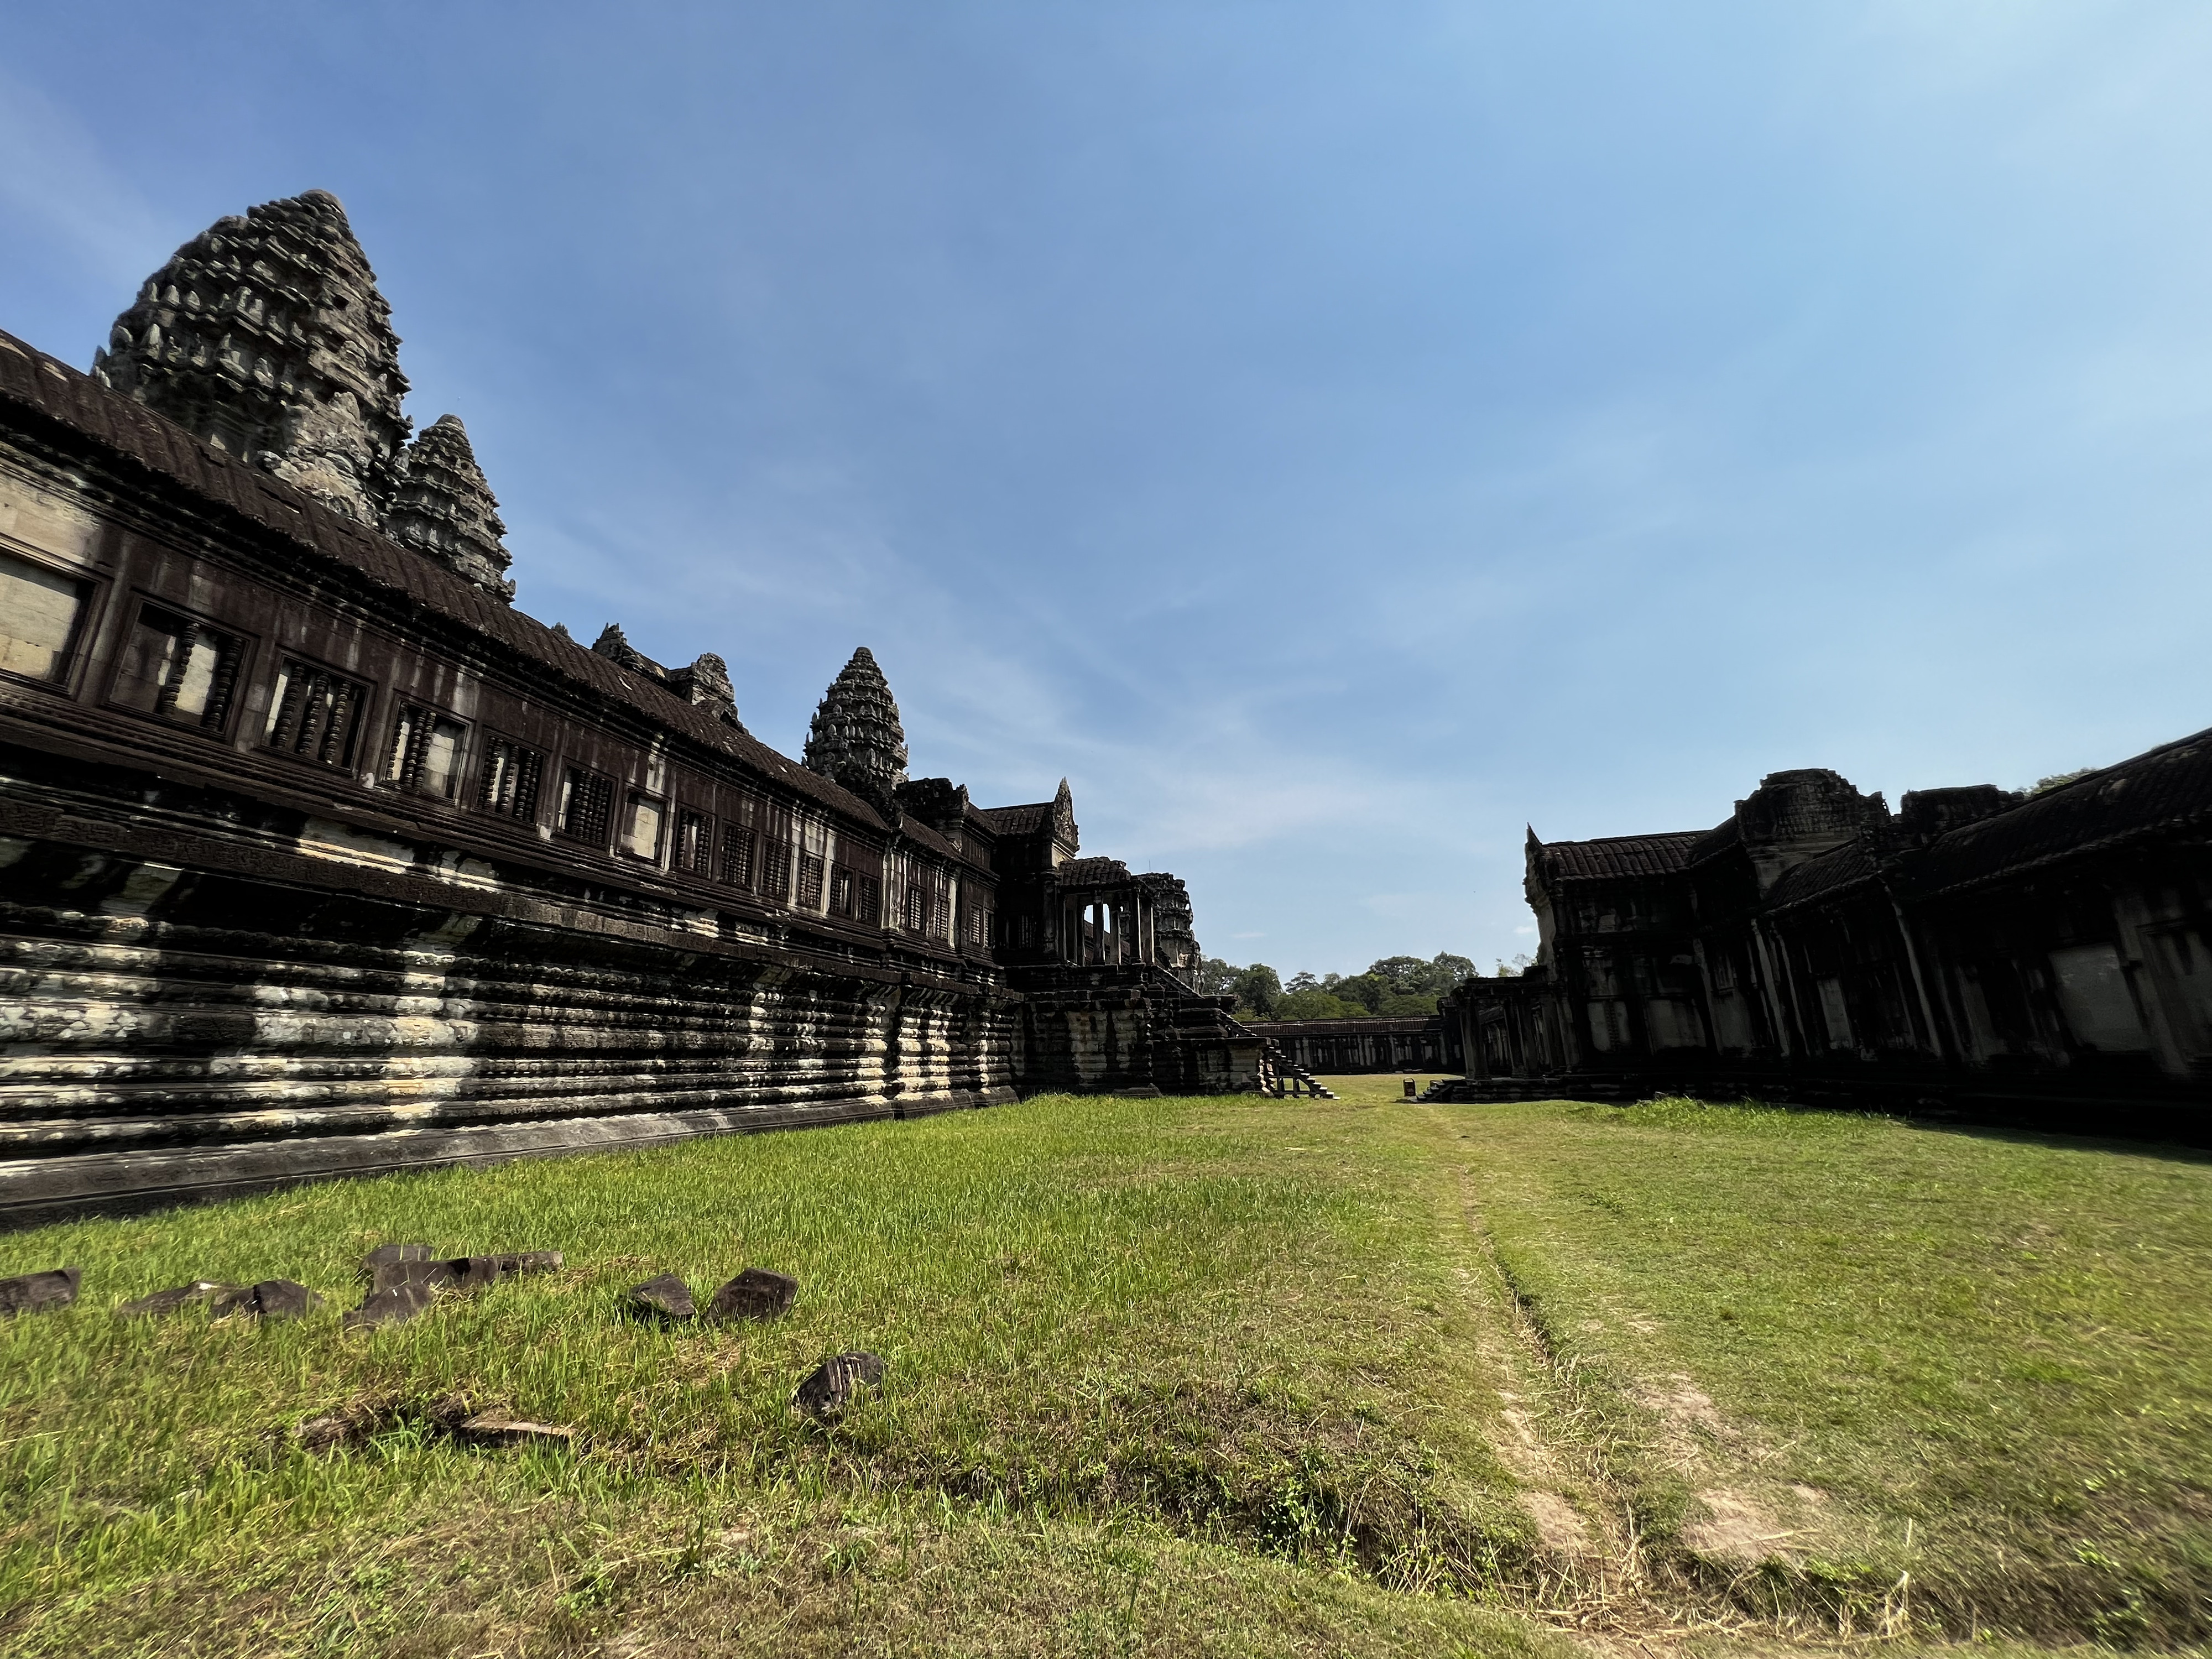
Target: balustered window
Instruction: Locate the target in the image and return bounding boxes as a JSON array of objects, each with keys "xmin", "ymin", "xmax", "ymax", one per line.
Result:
[
  {"xmin": 675, "ymin": 808, "xmax": 714, "ymax": 875},
  {"xmin": 557, "ymin": 765, "xmax": 614, "ymax": 846},
  {"xmin": 111, "ymin": 602, "xmax": 244, "ymax": 731},
  {"xmin": 384, "ymin": 703, "xmax": 468, "ymax": 799},
  {"xmin": 797, "ymin": 852, "xmax": 826, "ymax": 910},
  {"xmin": 759, "ymin": 837, "xmax": 793, "ymax": 901},
  {"xmin": 830, "ymin": 868, "xmax": 855, "ymax": 918},
  {"xmin": 721, "ymin": 823, "xmax": 757, "ymax": 888},
  {"xmin": 479, "ymin": 737, "xmax": 544, "ymax": 822},
  {"xmin": 265, "ymin": 658, "xmax": 371, "ymax": 770},
  {"xmin": 857, "ymin": 875, "xmax": 881, "ymax": 926}
]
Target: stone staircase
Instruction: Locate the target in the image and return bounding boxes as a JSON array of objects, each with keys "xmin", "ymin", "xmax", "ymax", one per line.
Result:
[{"xmin": 1262, "ymin": 1040, "xmax": 1339, "ymax": 1099}]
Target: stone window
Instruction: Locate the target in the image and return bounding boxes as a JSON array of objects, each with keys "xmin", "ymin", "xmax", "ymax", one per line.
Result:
[
  {"xmin": 622, "ymin": 793, "xmax": 665, "ymax": 862},
  {"xmin": 902, "ymin": 879, "xmax": 926, "ymax": 933},
  {"xmin": 856, "ymin": 875, "xmax": 881, "ymax": 926},
  {"xmin": 1710, "ymin": 954, "xmax": 1736, "ymax": 992},
  {"xmin": 557, "ymin": 765, "xmax": 614, "ymax": 846},
  {"xmin": 759, "ymin": 836, "xmax": 793, "ymax": 902},
  {"xmin": 383, "ymin": 703, "xmax": 468, "ymax": 799},
  {"xmin": 830, "ymin": 868, "xmax": 855, "ymax": 919},
  {"xmin": 265, "ymin": 657, "xmax": 371, "ymax": 770},
  {"xmin": 2048, "ymin": 943, "xmax": 2152, "ymax": 1052},
  {"xmin": 797, "ymin": 852, "xmax": 826, "ymax": 910},
  {"xmin": 675, "ymin": 808, "xmax": 713, "ymax": 875},
  {"xmin": 1815, "ymin": 978, "xmax": 1854, "ymax": 1049},
  {"xmin": 0, "ymin": 550, "xmax": 91, "ymax": 685},
  {"xmin": 110, "ymin": 602, "xmax": 244, "ymax": 730},
  {"xmin": 479, "ymin": 737, "xmax": 543, "ymax": 821},
  {"xmin": 721, "ymin": 823, "xmax": 757, "ymax": 888},
  {"xmin": 932, "ymin": 874, "xmax": 952, "ymax": 940},
  {"xmin": 1585, "ymin": 999, "xmax": 1631, "ymax": 1053}
]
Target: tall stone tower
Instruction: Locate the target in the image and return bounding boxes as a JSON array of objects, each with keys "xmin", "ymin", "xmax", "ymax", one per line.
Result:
[
  {"xmin": 803, "ymin": 648, "xmax": 909, "ymax": 806},
  {"xmin": 94, "ymin": 190, "xmax": 411, "ymax": 524},
  {"xmin": 385, "ymin": 415, "xmax": 515, "ymax": 599}
]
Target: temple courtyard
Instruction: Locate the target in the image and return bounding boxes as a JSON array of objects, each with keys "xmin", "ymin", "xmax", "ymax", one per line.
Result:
[{"xmin": 2, "ymin": 1094, "xmax": 2207, "ymax": 1657}]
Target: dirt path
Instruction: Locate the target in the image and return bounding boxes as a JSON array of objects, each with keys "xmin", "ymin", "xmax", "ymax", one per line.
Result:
[{"xmin": 1400, "ymin": 1104, "xmax": 1872, "ymax": 1655}]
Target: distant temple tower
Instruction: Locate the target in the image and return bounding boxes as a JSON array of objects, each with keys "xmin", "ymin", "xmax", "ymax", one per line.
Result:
[
  {"xmin": 93, "ymin": 190, "xmax": 411, "ymax": 525},
  {"xmin": 804, "ymin": 647, "xmax": 909, "ymax": 804},
  {"xmin": 384, "ymin": 415, "xmax": 515, "ymax": 599}
]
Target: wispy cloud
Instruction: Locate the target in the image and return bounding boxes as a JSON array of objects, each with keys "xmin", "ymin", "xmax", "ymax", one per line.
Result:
[{"xmin": 0, "ymin": 67, "xmax": 169, "ymax": 296}]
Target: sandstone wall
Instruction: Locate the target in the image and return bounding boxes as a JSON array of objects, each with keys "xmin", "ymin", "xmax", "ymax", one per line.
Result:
[{"xmin": 0, "ymin": 754, "xmax": 1016, "ymax": 1228}]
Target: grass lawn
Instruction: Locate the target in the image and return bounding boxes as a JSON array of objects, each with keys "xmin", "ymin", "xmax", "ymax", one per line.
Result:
[
  {"xmin": 1458, "ymin": 1098, "xmax": 2212, "ymax": 1646},
  {"xmin": 0, "ymin": 1091, "xmax": 2206, "ymax": 1656}
]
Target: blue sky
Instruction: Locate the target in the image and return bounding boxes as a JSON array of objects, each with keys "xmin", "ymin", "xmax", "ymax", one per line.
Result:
[{"xmin": 5, "ymin": 4, "xmax": 2209, "ymax": 976}]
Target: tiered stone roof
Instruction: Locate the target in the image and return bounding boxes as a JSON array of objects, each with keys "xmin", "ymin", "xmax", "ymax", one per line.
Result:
[
  {"xmin": 94, "ymin": 190, "xmax": 411, "ymax": 525},
  {"xmin": 803, "ymin": 647, "xmax": 909, "ymax": 803},
  {"xmin": 385, "ymin": 415, "xmax": 513, "ymax": 598}
]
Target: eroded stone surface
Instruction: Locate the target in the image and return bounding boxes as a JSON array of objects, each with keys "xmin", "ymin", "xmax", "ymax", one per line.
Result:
[
  {"xmin": 385, "ymin": 414, "xmax": 513, "ymax": 598},
  {"xmin": 803, "ymin": 647, "xmax": 908, "ymax": 805},
  {"xmin": 364, "ymin": 1248, "xmax": 563, "ymax": 1296},
  {"xmin": 362, "ymin": 1243, "xmax": 432, "ymax": 1282},
  {"xmin": 628, "ymin": 1273, "xmax": 696, "ymax": 1321},
  {"xmin": 706, "ymin": 1267, "xmax": 799, "ymax": 1323},
  {"xmin": 239, "ymin": 1279, "xmax": 320, "ymax": 1321},
  {"xmin": 459, "ymin": 1412, "xmax": 575, "ymax": 1448},
  {"xmin": 342, "ymin": 1280, "xmax": 436, "ymax": 1331},
  {"xmin": 0, "ymin": 1266, "xmax": 80, "ymax": 1316},
  {"xmin": 94, "ymin": 190, "xmax": 410, "ymax": 524},
  {"xmin": 117, "ymin": 1280, "xmax": 235, "ymax": 1317},
  {"xmin": 792, "ymin": 1351, "xmax": 886, "ymax": 1420}
]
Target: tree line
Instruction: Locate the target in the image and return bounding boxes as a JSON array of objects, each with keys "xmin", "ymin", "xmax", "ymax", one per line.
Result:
[{"xmin": 1191, "ymin": 952, "xmax": 1484, "ymax": 1021}]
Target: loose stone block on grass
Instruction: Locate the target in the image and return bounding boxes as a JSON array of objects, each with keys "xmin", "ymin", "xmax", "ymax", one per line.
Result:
[
  {"xmin": 117, "ymin": 1281, "xmax": 233, "ymax": 1318},
  {"xmin": 0, "ymin": 1266, "xmax": 80, "ymax": 1316},
  {"xmin": 343, "ymin": 1281, "xmax": 437, "ymax": 1331},
  {"xmin": 707, "ymin": 1267, "xmax": 799, "ymax": 1322},
  {"xmin": 628, "ymin": 1272, "xmax": 697, "ymax": 1321},
  {"xmin": 345, "ymin": 1245, "xmax": 565, "ymax": 1327},
  {"xmin": 794, "ymin": 1351, "xmax": 886, "ymax": 1420},
  {"xmin": 458, "ymin": 1412, "xmax": 575, "ymax": 1448}
]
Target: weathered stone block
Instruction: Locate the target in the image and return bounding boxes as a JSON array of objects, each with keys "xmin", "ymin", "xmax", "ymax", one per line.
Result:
[
  {"xmin": 793, "ymin": 1351, "xmax": 886, "ymax": 1420},
  {"xmin": 628, "ymin": 1273, "xmax": 695, "ymax": 1321},
  {"xmin": 706, "ymin": 1267, "xmax": 799, "ymax": 1323},
  {"xmin": 342, "ymin": 1280, "xmax": 436, "ymax": 1331},
  {"xmin": 238, "ymin": 1279, "xmax": 320, "ymax": 1321},
  {"xmin": 0, "ymin": 1266, "xmax": 80, "ymax": 1316},
  {"xmin": 117, "ymin": 1280, "xmax": 235, "ymax": 1317},
  {"xmin": 362, "ymin": 1243, "xmax": 432, "ymax": 1282},
  {"xmin": 458, "ymin": 1412, "xmax": 575, "ymax": 1448}
]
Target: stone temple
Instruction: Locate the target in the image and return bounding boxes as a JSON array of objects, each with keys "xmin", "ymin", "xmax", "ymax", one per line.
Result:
[
  {"xmin": 0, "ymin": 191, "xmax": 1267, "ymax": 1225},
  {"xmin": 1438, "ymin": 748, "xmax": 2212, "ymax": 1123}
]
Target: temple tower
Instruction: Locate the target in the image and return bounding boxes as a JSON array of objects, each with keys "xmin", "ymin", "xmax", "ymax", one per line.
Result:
[
  {"xmin": 94, "ymin": 190, "xmax": 411, "ymax": 524},
  {"xmin": 803, "ymin": 647, "xmax": 909, "ymax": 805},
  {"xmin": 385, "ymin": 415, "xmax": 514, "ymax": 598}
]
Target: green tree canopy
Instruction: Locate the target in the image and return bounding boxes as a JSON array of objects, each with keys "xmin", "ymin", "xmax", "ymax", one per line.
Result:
[
  {"xmin": 1230, "ymin": 963, "xmax": 1282, "ymax": 1018},
  {"xmin": 1191, "ymin": 951, "xmax": 1478, "ymax": 1021}
]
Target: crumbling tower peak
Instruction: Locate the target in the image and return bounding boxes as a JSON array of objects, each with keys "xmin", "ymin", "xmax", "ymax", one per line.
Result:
[
  {"xmin": 385, "ymin": 414, "xmax": 514, "ymax": 599},
  {"xmin": 803, "ymin": 646, "xmax": 909, "ymax": 806},
  {"xmin": 94, "ymin": 190, "xmax": 411, "ymax": 524}
]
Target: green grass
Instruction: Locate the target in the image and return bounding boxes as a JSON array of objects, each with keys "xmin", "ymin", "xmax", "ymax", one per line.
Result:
[
  {"xmin": 1, "ymin": 1092, "xmax": 2208, "ymax": 1655},
  {"xmin": 0, "ymin": 1095, "xmax": 1557, "ymax": 1657},
  {"xmin": 1459, "ymin": 1098, "xmax": 2212, "ymax": 1645}
]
